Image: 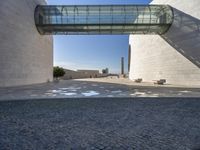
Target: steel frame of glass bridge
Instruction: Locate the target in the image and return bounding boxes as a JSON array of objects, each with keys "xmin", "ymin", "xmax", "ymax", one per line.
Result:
[{"xmin": 35, "ymin": 5, "xmax": 174, "ymax": 35}]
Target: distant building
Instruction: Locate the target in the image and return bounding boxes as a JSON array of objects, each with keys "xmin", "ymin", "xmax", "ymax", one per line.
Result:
[
  {"xmin": 102, "ymin": 68, "xmax": 109, "ymax": 74},
  {"xmin": 77, "ymin": 70, "xmax": 100, "ymax": 78},
  {"xmin": 77, "ymin": 70, "xmax": 99, "ymax": 74},
  {"xmin": 62, "ymin": 69, "xmax": 106, "ymax": 80}
]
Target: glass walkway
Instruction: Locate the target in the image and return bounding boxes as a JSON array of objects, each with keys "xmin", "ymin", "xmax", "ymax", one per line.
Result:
[{"xmin": 35, "ymin": 5, "xmax": 173, "ymax": 35}]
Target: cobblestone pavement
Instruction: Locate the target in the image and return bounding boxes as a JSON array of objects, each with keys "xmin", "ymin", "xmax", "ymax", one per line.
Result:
[
  {"xmin": 1, "ymin": 98, "xmax": 200, "ymax": 149},
  {"xmin": 0, "ymin": 79, "xmax": 200, "ymax": 101}
]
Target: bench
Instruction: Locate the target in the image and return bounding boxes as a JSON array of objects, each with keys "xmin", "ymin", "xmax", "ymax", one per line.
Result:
[
  {"xmin": 134, "ymin": 78, "xmax": 143, "ymax": 83},
  {"xmin": 154, "ymin": 79, "xmax": 166, "ymax": 85}
]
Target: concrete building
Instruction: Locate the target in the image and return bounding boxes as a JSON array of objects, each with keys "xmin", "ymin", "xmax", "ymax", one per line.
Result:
[
  {"xmin": 129, "ymin": 0, "xmax": 200, "ymax": 86},
  {"xmin": 62, "ymin": 69, "xmax": 106, "ymax": 80},
  {"xmin": 102, "ymin": 68, "xmax": 109, "ymax": 74},
  {"xmin": 0, "ymin": 0, "xmax": 53, "ymax": 87},
  {"xmin": 1, "ymin": 0, "xmax": 200, "ymax": 87}
]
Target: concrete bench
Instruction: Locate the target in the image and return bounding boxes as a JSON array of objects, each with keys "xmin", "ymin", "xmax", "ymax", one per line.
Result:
[
  {"xmin": 154, "ymin": 79, "xmax": 166, "ymax": 85},
  {"xmin": 134, "ymin": 78, "xmax": 143, "ymax": 83}
]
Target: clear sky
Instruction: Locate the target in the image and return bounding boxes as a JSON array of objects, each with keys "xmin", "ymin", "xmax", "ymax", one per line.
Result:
[{"xmin": 48, "ymin": 0, "xmax": 151, "ymax": 73}]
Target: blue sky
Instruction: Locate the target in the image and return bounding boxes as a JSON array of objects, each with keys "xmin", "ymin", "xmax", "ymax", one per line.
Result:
[{"xmin": 48, "ymin": 0, "xmax": 151, "ymax": 73}]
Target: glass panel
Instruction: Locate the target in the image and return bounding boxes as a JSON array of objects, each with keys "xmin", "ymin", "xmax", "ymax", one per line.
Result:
[{"xmin": 35, "ymin": 5, "xmax": 173, "ymax": 35}]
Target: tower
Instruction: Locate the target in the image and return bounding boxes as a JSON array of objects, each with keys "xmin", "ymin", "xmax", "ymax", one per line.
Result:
[{"xmin": 121, "ymin": 57, "xmax": 124, "ymax": 75}]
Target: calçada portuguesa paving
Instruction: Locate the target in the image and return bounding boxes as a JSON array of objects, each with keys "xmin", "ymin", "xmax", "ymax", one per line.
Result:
[
  {"xmin": 0, "ymin": 78, "xmax": 200, "ymax": 100},
  {"xmin": 1, "ymin": 98, "xmax": 200, "ymax": 149},
  {"xmin": 1, "ymin": 78, "xmax": 200, "ymax": 149}
]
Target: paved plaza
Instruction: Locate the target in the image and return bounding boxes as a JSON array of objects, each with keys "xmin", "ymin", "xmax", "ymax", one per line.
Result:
[
  {"xmin": 1, "ymin": 98, "xmax": 200, "ymax": 149},
  {"xmin": 1, "ymin": 78, "xmax": 200, "ymax": 149},
  {"xmin": 0, "ymin": 78, "xmax": 200, "ymax": 101}
]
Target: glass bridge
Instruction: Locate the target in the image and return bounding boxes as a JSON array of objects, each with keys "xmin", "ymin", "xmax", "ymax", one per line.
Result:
[{"xmin": 35, "ymin": 5, "xmax": 173, "ymax": 35}]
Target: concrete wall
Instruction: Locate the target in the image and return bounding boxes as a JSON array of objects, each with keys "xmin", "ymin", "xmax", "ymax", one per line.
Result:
[
  {"xmin": 0, "ymin": 0, "xmax": 53, "ymax": 87},
  {"xmin": 62, "ymin": 69, "xmax": 106, "ymax": 80},
  {"xmin": 129, "ymin": 0, "xmax": 200, "ymax": 86}
]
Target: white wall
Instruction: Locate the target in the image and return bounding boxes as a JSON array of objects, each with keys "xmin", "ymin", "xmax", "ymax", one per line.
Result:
[
  {"xmin": 129, "ymin": 0, "xmax": 200, "ymax": 86},
  {"xmin": 0, "ymin": 0, "xmax": 53, "ymax": 87}
]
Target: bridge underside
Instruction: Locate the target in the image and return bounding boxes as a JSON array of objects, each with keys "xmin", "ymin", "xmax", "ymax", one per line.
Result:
[{"xmin": 35, "ymin": 5, "xmax": 173, "ymax": 35}]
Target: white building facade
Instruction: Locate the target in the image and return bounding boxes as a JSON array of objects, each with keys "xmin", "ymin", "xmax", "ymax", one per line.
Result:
[
  {"xmin": 0, "ymin": 0, "xmax": 53, "ymax": 87},
  {"xmin": 129, "ymin": 0, "xmax": 200, "ymax": 86},
  {"xmin": 1, "ymin": 0, "xmax": 200, "ymax": 87}
]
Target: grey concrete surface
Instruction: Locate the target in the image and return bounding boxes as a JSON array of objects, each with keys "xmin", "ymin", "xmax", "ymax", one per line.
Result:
[
  {"xmin": 0, "ymin": 0, "xmax": 53, "ymax": 87},
  {"xmin": 0, "ymin": 79, "xmax": 200, "ymax": 101},
  {"xmin": 1, "ymin": 98, "xmax": 200, "ymax": 149},
  {"xmin": 129, "ymin": 0, "xmax": 200, "ymax": 86}
]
